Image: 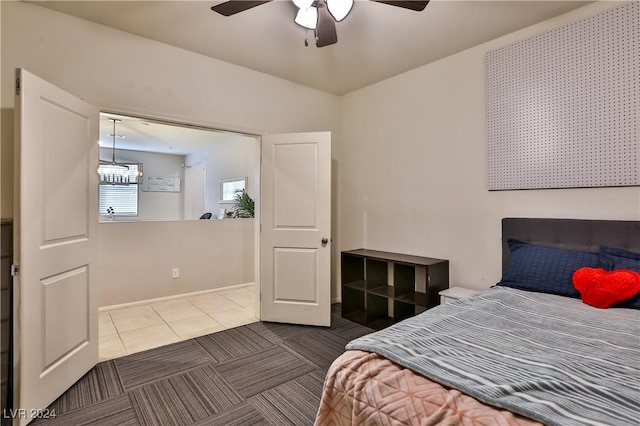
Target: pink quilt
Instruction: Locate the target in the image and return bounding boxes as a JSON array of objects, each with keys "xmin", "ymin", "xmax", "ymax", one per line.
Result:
[{"xmin": 314, "ymin": 350, "xmax": 543, "ymax": 426}]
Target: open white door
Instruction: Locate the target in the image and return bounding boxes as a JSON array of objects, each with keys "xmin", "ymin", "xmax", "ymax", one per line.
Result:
[
  {"xmin": 13, "ymin": 69, "xmax": 98, "ymax": 424},
  {"xmin": 260, "ymin": 132, "xmax": 331, "ymax": 327}
]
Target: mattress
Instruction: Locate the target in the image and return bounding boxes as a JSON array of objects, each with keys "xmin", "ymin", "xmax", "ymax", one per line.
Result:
[
  {"xmin": 316, "ymin": 287, "xmax": 640, "ymax": 426},
  {"xmin": 315, "ymin": 349, "xmax": 542, "ymax": 425}
]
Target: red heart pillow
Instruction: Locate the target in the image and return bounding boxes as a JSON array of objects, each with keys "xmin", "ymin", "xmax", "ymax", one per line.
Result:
[{"xmin": 573, "ymin": 268, "xmax": 640, "ymax": 309}]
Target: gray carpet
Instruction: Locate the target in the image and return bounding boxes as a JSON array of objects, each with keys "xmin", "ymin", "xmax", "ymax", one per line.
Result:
[{"xmin": 32, "ymin": 304, "xmax": 372, "ymax": 426}]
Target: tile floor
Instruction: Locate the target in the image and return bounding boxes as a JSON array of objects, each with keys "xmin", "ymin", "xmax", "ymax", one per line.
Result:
[{"xmin": 99, "ymin": 285, "xmax": 257, "ymax": 361}]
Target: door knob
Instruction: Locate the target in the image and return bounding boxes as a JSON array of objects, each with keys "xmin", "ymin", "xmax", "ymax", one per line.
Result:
[{"xmin": 321, "ymin": 237, "xmax": 329, "ymax": 245}]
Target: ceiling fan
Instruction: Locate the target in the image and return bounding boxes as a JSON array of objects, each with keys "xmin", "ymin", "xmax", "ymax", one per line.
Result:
[{"xmin": 211, "ymin": 0, "xmax": 430, "ymax": 48}]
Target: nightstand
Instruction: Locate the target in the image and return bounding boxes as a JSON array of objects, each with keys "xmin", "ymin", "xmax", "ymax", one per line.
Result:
[{"xmin": 439, "ymin": 287, "xmax": 481, "ymax": 304}]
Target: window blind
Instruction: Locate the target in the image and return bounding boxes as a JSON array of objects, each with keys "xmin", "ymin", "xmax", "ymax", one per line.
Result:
[
  {"xmin": 99, "ymin": 186, "xmax": 138, "ymax": 216},
  {"xmin": 221, "ymin": 179, "xmax": 245, "ymax": 201},
  {"xmin": 98, "ymin": 164, "xmax": 140, "ymax": 216}
]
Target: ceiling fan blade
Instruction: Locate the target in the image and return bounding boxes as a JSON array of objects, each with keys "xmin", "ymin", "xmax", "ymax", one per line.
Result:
[
  {"xmin": 211, "ymin": 0, "xmax": 272, "ymax": 17},
  {"xmin": 371, "ymin": 1, "xmax": 429, "ymax": 12},
  {"xmin": 316, "ymin": 3, "xmax": 338, "ymax": 48}
]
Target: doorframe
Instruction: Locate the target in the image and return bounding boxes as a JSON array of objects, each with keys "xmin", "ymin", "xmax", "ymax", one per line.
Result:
[{"xmin": 98, "ymin": 108, "xmax": 264, "ymax": 318}]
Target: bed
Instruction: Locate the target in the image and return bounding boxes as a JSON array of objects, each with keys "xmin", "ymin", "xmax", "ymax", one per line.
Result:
[{"xmin": 315, "ymin": 218, "xmax": 640, "ymax": 426}]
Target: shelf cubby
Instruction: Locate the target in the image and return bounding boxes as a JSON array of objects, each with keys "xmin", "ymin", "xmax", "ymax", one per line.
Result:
[{"xmin": 341, "ymin": 249, "xmax": 449, "ymax": 330}]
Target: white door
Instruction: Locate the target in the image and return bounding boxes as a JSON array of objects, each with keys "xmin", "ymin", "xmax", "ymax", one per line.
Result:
[
  {"xmin": 14, "ymin": 69, "xmax": 98, "ymax": 424},
  {"xmin": 260, "ymin": 132, "xmax": 331, "ymax": 326},
  {"xmin": 184, "ymin": 163, "xmax": 206, "ymax": 219}
]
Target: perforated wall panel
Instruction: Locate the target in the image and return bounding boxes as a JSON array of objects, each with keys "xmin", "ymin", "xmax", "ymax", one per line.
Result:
[{"xmin": 486, "ymin": 2, "xmax": 638, "ymax": 190}]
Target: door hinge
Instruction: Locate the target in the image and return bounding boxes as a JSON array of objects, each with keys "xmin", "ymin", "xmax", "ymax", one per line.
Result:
[
  {"xmin": 15, "ymin": 77, "xmax": 21, "ymax": 96},
  {"xmin": 10, "ymin": 264, "xmax": 19, "ymax": 277}
]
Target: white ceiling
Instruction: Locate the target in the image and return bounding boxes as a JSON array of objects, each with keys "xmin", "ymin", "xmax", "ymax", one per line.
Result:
[
  {"xmin": 99, "ymin": 113, "xmax": 257, "ymax": 155},
  {"xmin": 33, "ymin": 0, "xmax": 591, "ymax": 96}
]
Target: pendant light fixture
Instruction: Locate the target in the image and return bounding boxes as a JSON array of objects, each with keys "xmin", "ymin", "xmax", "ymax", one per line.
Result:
[{"xmin": 97, "ymin": 118, "xmax": 131, "ymax": 185}]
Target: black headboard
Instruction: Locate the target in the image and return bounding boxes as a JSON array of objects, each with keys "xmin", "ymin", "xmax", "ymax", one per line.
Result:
[{"xmin": 502, "ymin": 218, "xmax": 640, "ymax": 273}]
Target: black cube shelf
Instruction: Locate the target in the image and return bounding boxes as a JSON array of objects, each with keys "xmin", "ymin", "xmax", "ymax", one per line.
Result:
[{"xmin": 341, "ymin": 249, "xmax": 449, "ymax": 329}]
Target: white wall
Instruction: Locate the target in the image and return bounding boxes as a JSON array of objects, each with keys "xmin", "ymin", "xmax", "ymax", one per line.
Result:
[
  {"xmin": 97, "ymin": 219, "xmax": 254, "ymax": 306},
  {"xmin": 185, "ymin": 134, "xmax": 259, "ymax": 217},
  {"xmin": 3, "ymin": 1, "xmax": 639, "ymax": 306},
  {"xmin": 336, "ymin": 1, "xmax": 640, "ymax": 296},
  {"xmin": 99, "ymin": 148, "xmax": 185, "ymax": 221},
  {"xmin": 0, "ymin": 1, "xmax": 339, "ymax": 218},
  {"xmin": 1, "ymin": 1, "xmax": 339, "ymax": 305}
]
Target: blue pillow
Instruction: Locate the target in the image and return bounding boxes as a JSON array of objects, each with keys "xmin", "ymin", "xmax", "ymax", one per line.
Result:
[
  {"xmin": 599, "ymin": 246, "xmax": 640, "ymax": 272},
  {"xmin": 598, "ymin": 247, "xmax": 640, "ymax": 309},
  {"xmin": 497, "ymin": 240, "xmax": 600, "ymax": 298}
]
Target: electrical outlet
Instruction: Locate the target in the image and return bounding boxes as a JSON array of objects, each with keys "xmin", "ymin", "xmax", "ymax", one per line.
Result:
[{"xmin": 172, "ymin": 268, "xmax": 179, "ymax": 279}]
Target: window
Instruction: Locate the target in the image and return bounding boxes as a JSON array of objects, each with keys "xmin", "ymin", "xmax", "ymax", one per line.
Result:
[
  {"xmin": 98, "ymin": 164, "xmax": 141, "ymax": 217},
  {"xmin": 219, "ymin": 177, "xmax": 247, "ymax": 203}
]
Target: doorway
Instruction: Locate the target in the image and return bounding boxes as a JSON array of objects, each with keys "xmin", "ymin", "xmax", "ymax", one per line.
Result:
[
  {"xmin": 95, "ymin": 112, "xmax": 261, "ymax": 360},
  {"xmin": 14, "ymin": 70, "xmax": 331, "ymax": 421}
]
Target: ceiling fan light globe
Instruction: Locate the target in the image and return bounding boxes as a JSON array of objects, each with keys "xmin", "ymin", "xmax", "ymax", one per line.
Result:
[
  {"xmin": 292, "ymin": 0, "xmax": 314, "ymax": 9},
  {"xmin": 295, "ymin": 7, "xmax": 318, "ymax": 30},
  {"xmin": 327, "ymin": 0, "xmax": 353, "ymax": 21}
]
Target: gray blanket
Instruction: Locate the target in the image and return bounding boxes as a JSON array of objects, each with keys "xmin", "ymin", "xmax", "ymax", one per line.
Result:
[{"xmin": 346, "ymin": 287, "xmax": 640, "ymax": 426}]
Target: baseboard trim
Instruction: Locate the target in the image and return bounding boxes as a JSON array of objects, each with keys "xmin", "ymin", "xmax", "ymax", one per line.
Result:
[{"xmin": 99, "ymin": 282, "xmax": 255, "ymax": 312}]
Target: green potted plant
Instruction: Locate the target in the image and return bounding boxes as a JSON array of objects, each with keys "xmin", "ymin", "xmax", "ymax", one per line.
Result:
[{"xmin": 232, "ymin": 190, "xmax": 255, "ymax": 218}]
